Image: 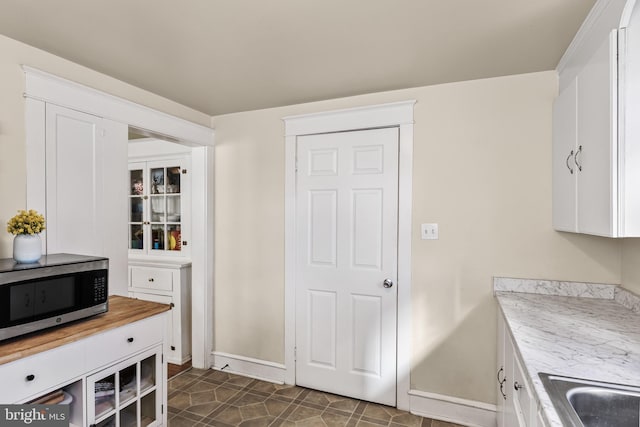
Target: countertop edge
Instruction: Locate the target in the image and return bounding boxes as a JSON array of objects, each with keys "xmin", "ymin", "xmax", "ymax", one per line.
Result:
[{"xmin": 0, "ymin": 295, "xmax": 170, "ymax": 366}]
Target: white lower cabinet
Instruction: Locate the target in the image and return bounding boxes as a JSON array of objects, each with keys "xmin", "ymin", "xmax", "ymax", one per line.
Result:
[
  {"xmin": 497, "ymin": 312, "xmax": 544, "ymax": 427},
  {"xmin": 128, "ymin": 260, "xmax": 191, "ymax": 365},
  {"xmin": 0, "ymin": 312, "xmax": 168, "ymax": 427}
]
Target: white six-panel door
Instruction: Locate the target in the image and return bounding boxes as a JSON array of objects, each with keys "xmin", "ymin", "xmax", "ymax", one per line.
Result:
[{"xmin": 295, "ymin": 127, "xmax": 399, "ymax": 405}]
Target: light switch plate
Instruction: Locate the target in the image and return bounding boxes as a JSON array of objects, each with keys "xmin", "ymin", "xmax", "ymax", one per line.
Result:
[{"xmin": 421, "ymin": 223, "xmax": 439, "ymax": 240}]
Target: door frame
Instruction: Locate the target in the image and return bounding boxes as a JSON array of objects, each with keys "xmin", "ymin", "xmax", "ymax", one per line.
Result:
[
  {"xmin": 283, "ymin": 100, "xmax": 415, "ymax": 410},
  {"xmin": 23, "ymin": 66, "xmax": 215, "ymax": 370}
]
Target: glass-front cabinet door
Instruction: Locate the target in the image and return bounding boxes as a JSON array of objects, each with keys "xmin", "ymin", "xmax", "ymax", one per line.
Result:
[
  {"xmin": 87, "ymin": 347, "xmax": 162, "ymax": 427},
  {"xmin": 128, "ymin": 158, "xmax": 189, "ymax": 257}
]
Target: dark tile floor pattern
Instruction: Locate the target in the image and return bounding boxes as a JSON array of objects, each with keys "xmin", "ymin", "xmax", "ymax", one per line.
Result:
[{"xmin": 168, "ymin": 369, "xmax": 464, "ymax": 427}]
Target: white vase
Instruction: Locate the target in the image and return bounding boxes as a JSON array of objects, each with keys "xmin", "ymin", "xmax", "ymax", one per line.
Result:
[{"xmin": 13, "ymin": 234, "xmax": 42, "ymax": 263}]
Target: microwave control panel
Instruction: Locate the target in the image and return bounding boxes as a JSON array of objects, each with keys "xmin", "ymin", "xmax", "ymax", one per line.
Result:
[{"xmin": 93, "ymin": 275, "xmax": 107, "ymax": 303}]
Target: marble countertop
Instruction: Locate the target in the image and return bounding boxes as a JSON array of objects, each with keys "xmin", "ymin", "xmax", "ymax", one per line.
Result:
[{"xmin": 495, "ymin": 278, "xmax": 640, "ymax": 427}]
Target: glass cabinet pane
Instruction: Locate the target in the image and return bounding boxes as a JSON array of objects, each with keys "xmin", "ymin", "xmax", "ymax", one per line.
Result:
[
  {"xmin": 130, "ymin": 197, "xmax": 143, "ymax": 222},
  {"xmin": 130, "ymin": 170, "xmax": 143, "ymax": 195},
  {"xmin": 150, "ymin": 196, "xmax": 165, "ymax": 222},
  {"xmin": 167, "ymin": 225, "xmax": 181, "ymax": 252},
  {"xmin": 166, "ymin": 195, "xmax": 180, "ymax": 222},
  {"xmin": 120, "ymin": 401, "xmax": 137, "ymax": 427},
  {"xmin": 140, "ymin": 391, "xmax": 157, "ymax": 426},
  {"xmin": 119, "ymin": 365, "xmax": 137, "ymax": 405},
  {"xmin": 96, "ymin": 415, "xmax": 116, "ymax": 427},
  {"xmin": 130, "ymin": 225, "xmax": 144, "ymax": 250},
  {"xmin": 140, "ymin": 355, "xmax": 156, "ymax": 393},
  {"xmin": 151, "ymin": 225, "xmax": 165, "ymax": 251},
  {"xmin": 166, "ymin": 167, "xmax": 181, "ymax": 194},
  {"xmin": 150, "ymin": 168, "xmax": 165, "ymax": 194},
  {"xmin": 94, "ymin": 373, "xmax": 116, "ymax": 419}
]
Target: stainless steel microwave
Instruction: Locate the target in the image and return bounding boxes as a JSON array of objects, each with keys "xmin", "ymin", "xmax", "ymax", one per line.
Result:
[{"xmin": 0, "ymin": 253, "xmax": 108, "ymax": 341}]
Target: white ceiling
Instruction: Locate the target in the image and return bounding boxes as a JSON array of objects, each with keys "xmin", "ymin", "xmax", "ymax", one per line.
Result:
[{"xmin": 0, "ymin": 0, "xmax": 596, "ymax": 116}]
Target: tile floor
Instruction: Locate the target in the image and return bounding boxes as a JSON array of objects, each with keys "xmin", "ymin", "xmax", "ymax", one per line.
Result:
[{"xmin": 168, "ymin": 368, "xmax": 464, "ymax": 427}]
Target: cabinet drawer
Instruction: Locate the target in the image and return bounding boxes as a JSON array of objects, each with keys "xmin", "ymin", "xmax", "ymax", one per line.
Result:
[
  {"xmin": 0, "ymin": 339, "xmax": 85, "ymax": 403},
  {"xmin": 85, "ymin": 314, "xmax": 164, "ymax": 370},
  {"xmin": 131, "ymin": 266, "xmax": 173, "ymax": 291}
]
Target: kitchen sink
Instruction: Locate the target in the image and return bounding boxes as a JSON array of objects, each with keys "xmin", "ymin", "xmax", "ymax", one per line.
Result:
[{"xmin": 539, "ymin": 373, "xmax": 640, "ymax": 427}]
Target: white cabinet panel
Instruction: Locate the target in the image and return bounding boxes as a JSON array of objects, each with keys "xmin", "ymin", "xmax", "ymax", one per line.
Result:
[
  {"xmin": 85, "ymin": 315, "xmax": 164, "ymax": 370},
  {"xmin": 0, "ymin": 339, "xmax": 85, "ymax": 403},
  {"xmin": 44, "ymin": 104, "xmax": 128, "ymax": 294},
  {"xmin": 497, "ymin": 313, "xmax": 538, "ymax": 427},
  {"xmin": 128, "ymin": 262, "xmax": 192, "ymax": 365},
  {"xmin": 131, "ymin": 267, "xmax": 173, "ymax": 291},
  {"xmin": 575, "ymin": 31, "xmax": 618, "ymax": 236},
  {"xmin": 552, "ymin": 79, "xmax": 578, "ymax": 232}
]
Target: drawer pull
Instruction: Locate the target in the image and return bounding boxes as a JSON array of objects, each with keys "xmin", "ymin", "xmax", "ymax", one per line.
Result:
[
  {"xmin": 148, "ymin": 278, "xmax": 154, "ymax": 282},
  {"xmin": 514, "ymin": 381, "xmax": 524, "ymax": 391},
  {"xmin": 127, "ymin": 337, "xmax": 134, "ymax": 343},
  {"xmin": 25, "ymin": 374, "xmax": 35, "ymax": 382}
]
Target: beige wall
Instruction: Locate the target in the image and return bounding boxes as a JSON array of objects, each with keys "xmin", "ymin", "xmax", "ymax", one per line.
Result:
[
  {"xmin": 0, "ymin": 34, "xmax": 210, "ymax": 257},
  {"xmin": 212, "ymin": 71, "xmax": 622, "ymax": 404},
  {"xmin": 621, "ymin": 240, "xmax": 640, "ymax": 294}
]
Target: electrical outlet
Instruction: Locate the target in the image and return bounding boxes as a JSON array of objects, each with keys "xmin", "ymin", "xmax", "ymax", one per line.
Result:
[{"xmin": 421, "ymin": 223, "xmax": 439, "ymax": 240}]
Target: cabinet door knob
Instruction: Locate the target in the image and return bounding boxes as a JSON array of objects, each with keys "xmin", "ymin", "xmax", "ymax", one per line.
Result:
[
  {"xmin": 26, "ymin": 374, "xmax": 35, "ymax": 382},
  {"xmin": 127, "ymin": 337, "xmax": 134, "ymax": 343},
  {"xmin": 514, "ymin": 381, "xmax": 524, "ymax": 391},
  {"xmin": 148, "ymin": 278, "xmax": 154, "ymax": 282}
]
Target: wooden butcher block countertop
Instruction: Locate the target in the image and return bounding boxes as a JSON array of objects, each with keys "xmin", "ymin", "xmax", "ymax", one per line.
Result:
[{"xmin": 0, "ymin": 295, "xmax": 170, "ymax": 366}]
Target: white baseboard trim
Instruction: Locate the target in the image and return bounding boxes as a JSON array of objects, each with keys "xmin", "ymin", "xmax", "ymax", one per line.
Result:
[
  {"xmin": 211, "ymin": 351, "xmax": 286, "ymax": 385},
  {"xmin": 409, "ymin": 389, "xmax": 497, "ymax": 427}
]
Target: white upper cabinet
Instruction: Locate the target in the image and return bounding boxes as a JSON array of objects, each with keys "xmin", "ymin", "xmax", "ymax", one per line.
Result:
[
  {"xmin": 553, "ymin": 0, "xmax": 640, "ymax": 237},
  {"xmin": 128, "ymin": 157, "xmax": 190, "ymax": 258}
]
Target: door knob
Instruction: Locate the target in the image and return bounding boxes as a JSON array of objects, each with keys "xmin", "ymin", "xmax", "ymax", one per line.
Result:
[{"xmin": 383, "ymin": 279, "xmax": 394, "ymax": 288}]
